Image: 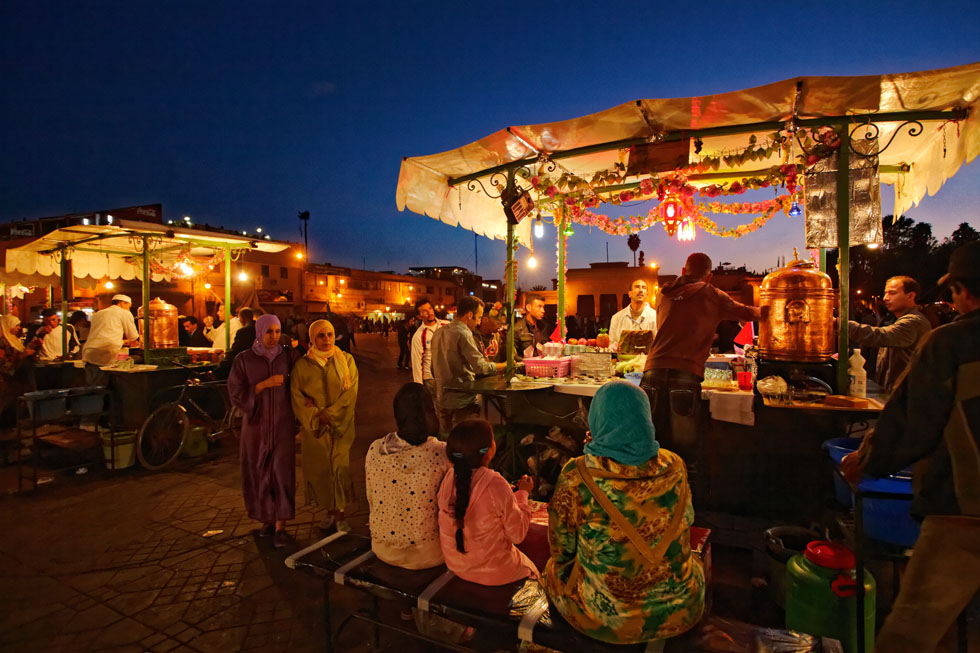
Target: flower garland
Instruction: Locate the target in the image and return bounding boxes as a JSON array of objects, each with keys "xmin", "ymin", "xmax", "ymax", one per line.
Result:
[{"xmin": 570, "ymin": 193, "xmax": 799, "ymax": 238}]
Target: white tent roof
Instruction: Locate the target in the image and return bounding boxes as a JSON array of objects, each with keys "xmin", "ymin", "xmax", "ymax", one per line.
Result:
[
  {"xmin": 4, "ymin": 220, "xmax": 292, "ymax": 282},
  {"xmin": 397, "ymin": 61, "xmax": 980, "ymax": 246}
]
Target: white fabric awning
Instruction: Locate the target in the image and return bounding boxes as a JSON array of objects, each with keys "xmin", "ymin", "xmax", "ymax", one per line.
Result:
[
  {"xmin": 397, "ymin": 61, "xmax": 980, "ymax": 246},
  {"xmin": 4, "ymin": 220, "xmax": 293, "ymax": 282}
]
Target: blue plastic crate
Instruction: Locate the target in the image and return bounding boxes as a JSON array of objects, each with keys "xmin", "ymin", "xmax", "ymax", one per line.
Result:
[
  {"xmin": 823, "ymin": 437, "xmax": 919, "ymax": 547},
  {"xmin": 23, "ymin": 389, "xmax": 69, "ymax": 421}
]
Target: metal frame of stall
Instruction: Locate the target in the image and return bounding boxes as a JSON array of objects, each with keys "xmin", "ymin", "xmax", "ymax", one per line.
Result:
[
  {"xmin": 32, "ymin": 229, "xmax": 256, "ymax": 353},
  {"xmin": 446, "ymin": 105, "xmax": 968, "ymax": 392}
]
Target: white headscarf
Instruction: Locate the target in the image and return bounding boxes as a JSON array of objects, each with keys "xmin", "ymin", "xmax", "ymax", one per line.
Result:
[
  {"xmin": 0, "ymin": 315, "xmax": 24, "ymax": 352},
  {"xmin": 307, "ymin": 319, "xmax": 351, "ymax": 391}
]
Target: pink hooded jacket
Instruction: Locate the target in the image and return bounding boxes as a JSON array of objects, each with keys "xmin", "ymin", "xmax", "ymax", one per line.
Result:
[{"xmin": 437, "ymin": 466, "xmax": 537, "ymax": 585}]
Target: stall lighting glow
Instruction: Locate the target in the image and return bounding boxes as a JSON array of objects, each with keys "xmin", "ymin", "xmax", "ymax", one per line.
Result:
[
  {"xmin": 256, "ymin": 227, "xmax": 263, "ymax": 233},
  {"xmin": 295, "ymin": 252, "xmax": 304, "ymax": 259},
  {"xmin": 678, "ymin": 219, "xmax": 696, "ymax": 242},
  {"xmin": 82, "ymin": 218, "xmax": 90, "ymax": 225},
  {"xmin": 105, "ymin": 281, "xmax": 114, "ymax": 289},
  {"xmin": 866, "ymin": 243, "xmax": 880, "ymax": 249},
  {"xmin": 318, "ymin": 280, "xmax": 325, "ymax": 285},
  {"xmin": 204, "ymin": 282, "xmax": 211, "ymax": 289},
  {"xmin": 178, "ymin": 262, "xmax": 195, "ymax": 277},
  {"xmin": 339, "ymin": 279, "xmax": 345, "ymax": 284},
  {"xmin": 106, "ymin": 214, "xmax": 113, "ymax": 224},
  {"xmin": 238, "ymin": 272, "xmax": 248, "ymax": 281},
  {"xmin": 337, "ymin": 293, "xmax": 342, "ymax": 298},
  {"xmin": 534, "ymin": 217, "xmax": 544, "ymax": 239},
  {"xmin": 527, "ymin": 255, "xmax": 537, "ymax": 268},
  {"xmin": 788, "ymin": 201, "xmax": 803, "ymax": 217},
  {"xmin": 856, "ymin": 289, "xmax": 863, "ymax": 294},
  {"xmin": 408, "ymin": 285, "xmax": 413, "ymax": 290},
  {"xmin": 183, "ymin": 216, "xmax": 191, "ymax": 222}
]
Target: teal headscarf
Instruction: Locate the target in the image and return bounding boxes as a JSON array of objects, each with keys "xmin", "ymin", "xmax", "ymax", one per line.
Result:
[{"xmin": 585, "ymin": 380, "xmax": 659, "ymax": 465}]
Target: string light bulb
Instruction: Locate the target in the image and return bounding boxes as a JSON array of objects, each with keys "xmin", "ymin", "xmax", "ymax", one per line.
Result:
[
  {"xmin": 239, "ymin": 271, "xmax": 248, "ymax": 281},
  {"xmin": 563, "ymin": 223, "xmax": 575, "ymax": 236},
  {"xmin": 105, "ymin": 281, "xmax": 114, "ymax": 289},
  {"xmin": 534, "ymin": 216, "xmax": 544, "ymax": 239},
  {"xmin": 527, "ymin": 255, "xmax": 537, "ymax": 268},
  {"xmin": 204, "ymin": 282, "xmax": 211, "ymax": 289}
]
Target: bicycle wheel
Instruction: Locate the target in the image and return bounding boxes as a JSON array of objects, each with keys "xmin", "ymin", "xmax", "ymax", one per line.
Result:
[{"xmin": 137, "ymin": 403, "xmax": 189, "ymax": 470}]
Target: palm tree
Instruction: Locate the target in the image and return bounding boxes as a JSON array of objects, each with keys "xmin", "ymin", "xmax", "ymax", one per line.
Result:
[{"xmin": 627, "ymin": 234, "xmax": 641, "ymax": 266}]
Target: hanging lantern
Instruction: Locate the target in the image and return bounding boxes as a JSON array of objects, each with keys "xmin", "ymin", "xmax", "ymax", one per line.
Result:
[
  {"xmin": 678, "ymin": 218, "xmax": 696, "ymax": 242},
  {"xmin": 660, "ymin": 195, "xmax": 683, "ymax": 238}
]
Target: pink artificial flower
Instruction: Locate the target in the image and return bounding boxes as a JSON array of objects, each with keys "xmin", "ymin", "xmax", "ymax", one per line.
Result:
[
  {"xmin": 639, "ymin": 178, "xmax": 654, "ymax": 195},
  {"xmin": 806, "ymin": 154, "xmax": 821, "ymax": 166},
  {"xmin": 728, "ymin": 181, "xmax": 743, "ymax": 194},
  {"xmin": 619, "ymin": 191, "xmax": 633, "ymax": 203},
  {"xmin": 564, "ymin": 196, "xmax": 577, "ymax": 206},
  {"xmin": 546, "ymin": 185, "xmax": 558, "ymax": 198},
  {"xmin": 571, "ymin": 206, "xmax": 582, "ymax": 218}
]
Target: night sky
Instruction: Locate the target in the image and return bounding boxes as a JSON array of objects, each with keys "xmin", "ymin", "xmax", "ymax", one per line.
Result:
[{"xmin": 2, "ymin": 1, "xmax": 978, "ymax": 287}]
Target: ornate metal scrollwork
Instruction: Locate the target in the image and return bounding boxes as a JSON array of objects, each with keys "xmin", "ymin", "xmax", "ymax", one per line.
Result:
[
  {"xmin": 465, "ymin": 176, "xmax": 502, "ymax": 199},
  {"xmin": 848, "ymin": 119, "xmax": 923, "ymax": 159}
]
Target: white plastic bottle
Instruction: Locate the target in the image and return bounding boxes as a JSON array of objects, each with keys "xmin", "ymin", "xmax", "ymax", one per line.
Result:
[{"xmin": 848, "ymin": 349, "xmax": 867, "ymax": 398}]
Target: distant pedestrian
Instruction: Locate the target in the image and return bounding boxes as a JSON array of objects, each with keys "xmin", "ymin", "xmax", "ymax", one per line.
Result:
[{"xmin": 396, "ymin": 318, "xmax": 413, "ymax": 369}]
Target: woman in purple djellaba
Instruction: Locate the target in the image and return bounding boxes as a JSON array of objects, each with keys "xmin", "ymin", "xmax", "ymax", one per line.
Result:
[{"xmin": 227, "ymin": 314, "xmax": 298, "ymax": 548}]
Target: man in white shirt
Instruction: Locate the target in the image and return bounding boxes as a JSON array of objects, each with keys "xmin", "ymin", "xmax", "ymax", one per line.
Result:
[
  {"xmin": 410, "ymin": 297, "xmax": 447, "ymax": 394},
  {"xmin": 37, "ymin": 308, "xmax": 80, "ymax": 361},
  {"xmin": 81, "ymin": 294, "xmax": 140, "ymax": 385},
  {"xmin": 608, "ymin": 279, "xmax": 657, "ymax": 350}
]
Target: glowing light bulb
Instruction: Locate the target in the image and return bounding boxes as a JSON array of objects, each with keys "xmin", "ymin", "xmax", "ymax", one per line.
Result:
[
  {"xmin": 204, "ymin": 282, "xmax": 211, "ymax": 289},
  {"xmin": 295, "ymin": 252, "xmax": 304, "ymax": 259},
  {"xmin": 105, "ymin": 281, "xmax": 114, "ymax": 289},
  {"xmin": 867, "ymin": 243, "xmax": 880, "ymax": 249},
  {"xmin": 534, "ymin": 217, "xmax": 544, "ymax": 239},
  {"xmin": 527, "ymin": 256, "xmax": 537, "ymax": 268},
  {"xmin": 239, "ymin": 272, "xmax": 248, "ymax": 281},
  {"xmin": 178, "ymin": 262, "xmax": 195, "ymax": 277},
  {"xmin": 788, "ymin": 201, "xmax": 802, "ymax": 217}
]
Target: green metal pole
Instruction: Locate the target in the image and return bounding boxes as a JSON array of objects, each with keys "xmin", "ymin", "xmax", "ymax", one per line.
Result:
[
  {"xmin": 142, "ymin": 238, "xmax": 151, "ymax": 350},
  {"xmin": 505, "ymin": 219, "xmax": 516, "ymax": 381},
  {"xmin": 224, "ymin": 245, "xmax": 232, "ymax": 350},
  {"xmin": 60, "ymin": 253, "xmax": 70, "ymax": 360},
  {"xmin": 557, "ymin": 205, "xmax": 566, "ymax": 341},
  {"xmin": 819, "ymin": 248, "xmax": 828, "ymax": 273},
  {"xmin": 836, "ymin": 129, "xmax": 851, "ymax": 393}
]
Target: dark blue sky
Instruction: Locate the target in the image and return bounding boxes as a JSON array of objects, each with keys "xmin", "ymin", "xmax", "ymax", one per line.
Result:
[{"xmin": 2, "ymin": 1, "xmax": 978, "ymax": 286}]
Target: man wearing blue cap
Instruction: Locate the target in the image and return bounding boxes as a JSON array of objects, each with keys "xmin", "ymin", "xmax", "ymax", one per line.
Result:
[{"xmin": 842, "ymin": 241, "xmax": 980, "ymax": 652}]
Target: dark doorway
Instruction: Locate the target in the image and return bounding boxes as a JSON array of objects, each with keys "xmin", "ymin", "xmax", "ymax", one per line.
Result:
[{"xmin": 576, "ymin": 295, "xmax": 595, "ymax": 319}]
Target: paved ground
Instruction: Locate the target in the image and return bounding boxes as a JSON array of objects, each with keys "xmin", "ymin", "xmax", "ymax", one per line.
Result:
[{"xmin": 1, "ymin": 334, "xmax": 976, "ymax": 652}]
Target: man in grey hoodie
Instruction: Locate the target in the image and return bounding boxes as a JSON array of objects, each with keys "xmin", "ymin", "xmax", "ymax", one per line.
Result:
[{"xmin": 641, "ymin": 253, "xmax": 760, "ymax": 463}]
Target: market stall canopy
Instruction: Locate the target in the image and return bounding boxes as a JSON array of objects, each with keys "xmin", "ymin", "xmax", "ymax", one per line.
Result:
[
  {"xmin": 4, "ymin": 219, "xmax": 292, "ymax": 281},
  {"xmin": 397, "ymin": 61, "xmax": 980, "ymax": 246}
]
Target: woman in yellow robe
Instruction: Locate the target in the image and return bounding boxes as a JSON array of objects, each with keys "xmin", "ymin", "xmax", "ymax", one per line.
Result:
[{"xmin": 291, "ymin": 319, "xmax": 359, "ymax": 530}]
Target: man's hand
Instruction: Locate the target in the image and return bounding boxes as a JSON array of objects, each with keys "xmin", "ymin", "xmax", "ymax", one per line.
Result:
[
  {"xmin": 840, "ymin": 451, "xmax": 863, "ymax": 486},
  {"xmin": 495, "ymin": 362, "xmax": 507, "ymax": 373}
]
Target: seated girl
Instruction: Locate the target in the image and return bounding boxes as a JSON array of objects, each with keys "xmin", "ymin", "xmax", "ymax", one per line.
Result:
[
  {"xmin": 365, "ymin": 383, "xmax": 450, "ymax": 569},
  {"xmin": 437, "ymin": 419, "xmax": 537, "ymax": 585},
  {"xmin": 543, "ymin": 380, "xmax": 705, "ymax": 644}
]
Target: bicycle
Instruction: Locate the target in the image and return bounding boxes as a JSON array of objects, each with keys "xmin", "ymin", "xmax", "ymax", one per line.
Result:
[{"xmin": 136, "ymin": 365, "xmax": 240, "ymax": 470}]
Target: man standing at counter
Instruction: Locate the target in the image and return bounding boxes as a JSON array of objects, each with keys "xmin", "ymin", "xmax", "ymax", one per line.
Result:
[
  {"xmin": 846, "ymin": 276, "xmax": 932, "ymax": 389},
  {"xmin": 513, "ymin": 294, "xmax": 549, "ymax": 361},
  {"xmin": 609, "ymin": 279, "xmax": 657, "ymax": 350},
  {"xmin": 641, "ymin": 253, "xmax": 760, "ymax": 461},
  {"xmin": 841, "ymin": 242, "xmax": 980, "ymax": 653},
  {"xmin": 81, "ymin": 294, "xmax": 140, "ymax": 385},
  {"xmin": 430, "ymin": 295, "xmax": 505, "ymax": 436},
  {"xmin": 36, "ymin": 308, "xmax": 80, "ymax": 361}
]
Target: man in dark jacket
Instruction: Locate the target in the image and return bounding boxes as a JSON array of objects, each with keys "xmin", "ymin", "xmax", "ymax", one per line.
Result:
[
  {"xmin": 512, "ymin": 294, "xmax": 549, "ymax": 361},
  {"xmin": 842, "ymin": 241, "xmax": 980, "ymax": 653},
  {"xmin": 216, "ymin": 308, "xmax": 255, "ymax": 379},
  {"xmin": 641, "ymin": 252, "xmax": 760, "ymax": 462}
]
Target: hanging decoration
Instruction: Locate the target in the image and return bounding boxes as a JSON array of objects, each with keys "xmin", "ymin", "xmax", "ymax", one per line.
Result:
[
  {"xmin": 659, "ymin": 194, "xmax": 684, "ymax": 237},
  {"xmin": 146, "ymin": 247, "xmax": 235, "ymax": 279}
]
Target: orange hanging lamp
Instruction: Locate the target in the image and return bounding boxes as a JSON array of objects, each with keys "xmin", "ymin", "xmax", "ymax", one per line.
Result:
[{"xmin": 660, "ymin": 195, "xmax": 683, "ymax": 238}]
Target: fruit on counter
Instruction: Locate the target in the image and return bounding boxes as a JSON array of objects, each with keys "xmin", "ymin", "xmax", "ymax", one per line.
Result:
[
  {"xmin": 587, "ymin": 338, "xmax": 597, "ymax": 347},
  {"xmin": 596, "ymin": 330, "xmax": 610, "ymax": 348},
  {"xmin": 567, "ymin": 338, "xmax": 579, "ymax": 345}
]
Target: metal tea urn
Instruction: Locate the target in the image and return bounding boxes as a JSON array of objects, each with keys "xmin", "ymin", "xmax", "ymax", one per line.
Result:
[
  {"xmin": 758, "ymin": 252, "xmax": 836, "ymax": 363},
  {"xmin": 138, "ymin": 297, "xmax": 179, "ymax": 348}
]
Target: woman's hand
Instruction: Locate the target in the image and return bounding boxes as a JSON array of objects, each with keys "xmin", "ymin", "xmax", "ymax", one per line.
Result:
[
  {"xmin": 255, "ymin": 374, "xmax": 284, "ymax": 393},
  {"xmin": 516, "ymin": 474, "xmax": 534, "ymax": 493},
  {"xmin": 840, "ymin": 451, "xmax": 863, "ymax": 486}
]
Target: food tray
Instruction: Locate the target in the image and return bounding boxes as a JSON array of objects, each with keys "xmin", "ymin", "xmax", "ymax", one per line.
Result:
[{"xmin": 523, "ymin": 356, "xmax": 571, "ymax": 378}]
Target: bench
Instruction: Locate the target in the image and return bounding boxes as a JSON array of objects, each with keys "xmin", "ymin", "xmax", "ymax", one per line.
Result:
[{"xmin": 285, "ymin": 529, "xmax": 726, "ymax": 652}]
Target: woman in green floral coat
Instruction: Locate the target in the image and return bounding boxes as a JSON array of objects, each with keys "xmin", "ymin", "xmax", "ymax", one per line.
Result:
[{"xmin": 543, "ymin": 380, "xmax": 704, "ymax": 644}]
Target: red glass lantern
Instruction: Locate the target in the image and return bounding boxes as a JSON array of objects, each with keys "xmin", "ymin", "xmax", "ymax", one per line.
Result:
[{"xmin": 660, "ymin": 196, "xmax": 683, "ymax": 238}]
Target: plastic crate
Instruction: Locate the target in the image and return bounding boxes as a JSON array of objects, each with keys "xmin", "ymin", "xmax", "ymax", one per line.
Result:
[
  {"xmin": 524, "ymin": 356, "xmax": 571, "ymax": 378},
  {"xmin": 67, "ymin": 386, "xmax": 107, "ymax": 416},
  {"xmin": 23, "ymin": 389, "xmax": 69, "ymax": 421},
  {"xmin": 823, "ymin": 437, "xmax": 919, "ymax": 547}
]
